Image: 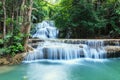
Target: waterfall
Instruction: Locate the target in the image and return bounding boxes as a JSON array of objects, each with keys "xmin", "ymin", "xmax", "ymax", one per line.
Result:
[
  {"xmin": 25, "ymin": 40, "xmax": 106, "ymax": 61},
  {"xmin": 25, "ymin": 21, "xmax": 107, "ymax": 61},
  {"xmin": 32, "ymin": 21, "xmax": 59, "ymax": 39}
]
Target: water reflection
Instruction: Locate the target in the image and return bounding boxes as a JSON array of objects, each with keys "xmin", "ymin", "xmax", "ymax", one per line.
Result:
[{"xmin": 26, "ymin": 63, "xmax": 69, "ymax": 80}]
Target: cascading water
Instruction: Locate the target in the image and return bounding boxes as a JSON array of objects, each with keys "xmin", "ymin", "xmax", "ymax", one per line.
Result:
[
  {"xmin": 25, "ymin": 40, "xmax": 106, "ymax": 61},
  {"xmin": 32, "ymin": 21, "xmax": 59, "ymax": 39},
  {"xmin": 25, "ymin": 21, "xmax": 107, "ymax": 61}
]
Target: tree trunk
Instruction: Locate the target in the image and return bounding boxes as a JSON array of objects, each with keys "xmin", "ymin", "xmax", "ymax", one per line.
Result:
[
  {"xmin": 2, "ymin": 0, "xmax": 6, "ymax": 39},
  {"xmin": 21, "ymin": 0, "xmax": 33, "ymax": 51},
  {"xmin": 2, "ymin": 0, "xmax": 6, "ymax": 47}
]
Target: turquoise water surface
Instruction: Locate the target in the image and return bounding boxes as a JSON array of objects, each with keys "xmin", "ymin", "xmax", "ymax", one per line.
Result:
[{"xmin": 0, "ymin": 58, "xmax": 120, "ymax": 80}]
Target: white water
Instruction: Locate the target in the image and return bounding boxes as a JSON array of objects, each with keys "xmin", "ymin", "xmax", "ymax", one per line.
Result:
[
  {"xmin": 32, "ymin": 21, "xmax": 59, "ymax": 39},
  {"xmin": 25, "ymin": 40, "xmax": 106, "ymax": 61},
  {"xmin": 25, "ymin": 21, "xmax": 107, "ymax": 61}
]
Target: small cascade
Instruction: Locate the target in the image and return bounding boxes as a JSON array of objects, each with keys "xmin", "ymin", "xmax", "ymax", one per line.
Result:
[
  {"xmin": 84, "ymin": 40, "xmax": 106, "ymax": 58},
  {"xmin": 25, "ymin": 40, "xmax": 106, "ymax": 61},
  {"xmin": 32, "ymin": 21, "xmax": 59, "ymax": 39}
]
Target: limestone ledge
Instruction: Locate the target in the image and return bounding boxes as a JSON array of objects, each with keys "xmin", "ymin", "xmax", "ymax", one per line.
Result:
[
  {"xmin": 1, "ymin": 45, "xmax": 120, "ymax": 65},
  {"xmin": 29, "ymin": 39, "xmax": 120, "ymax": 46},
  {"xmin": 0, "ymin": 53, "xmax": 27, "ymax": 65},
  {"xmin": 105, "ymin": 46, "xmax": 120, "ymax": 58},
  {"xmin": 105, "ymin": 46, "xmax": 120, "ymax": 53}
]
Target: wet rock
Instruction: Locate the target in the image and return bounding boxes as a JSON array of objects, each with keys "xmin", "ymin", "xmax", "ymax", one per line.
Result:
[
  {"xmin": 105, "ymin": 46, "xmax": 120, "ymax": 53},
  {"xmin": 105, "ymin": 46, "xmax": 120, "ymax": 58},
  {"xmin": 79, "ymin": 45, "xmax": 83, "ymax": 48},
  {"xmin": 29, "ymin": 39, "xmax": 44, "ymax": 43}
]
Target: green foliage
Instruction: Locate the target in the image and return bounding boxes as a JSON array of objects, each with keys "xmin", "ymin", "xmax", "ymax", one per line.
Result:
[
  {"xmin": 0, "ymin": 39, "xmax": 4, "ymax": 44},
  {"xmin": 1, "ymin": 33, "xmax": 24, "ymax": 56},
  {"xmin": 30, "ymin": 0, "xmax": 120, "ymax": 38},
  {"xmin": 32, "ymin": 0, "xmax": 60, "ymax": 23},
  {"xmin": 110, "ymin": 27, "xmax": 120, "ymax": 38},
  {"xmin": 6, "ymin": 43, "xmax": 24, "ymax": 56},
  {"xmin": 0, "ymin": 48, "xmax": 6, "ymax": 56},
  {"xmin": 52, "ymin": 0, "xmax": 120, "ymax": 38},
  {"xmin": 6, "ymin": 18, "xmax": 13, "ymax": 26},
  {"xmin": 0, "ymin": 0, "xmax": 33, "ymax": 57},
  {"xmin": 32, "ymin": 0, "xmax": 48, "ymax": 23}
]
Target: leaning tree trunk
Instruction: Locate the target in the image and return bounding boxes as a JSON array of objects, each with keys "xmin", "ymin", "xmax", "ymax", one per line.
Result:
[{"xmin": 21, "ymin": 0, "xmax": 33, "ymax": 51}]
